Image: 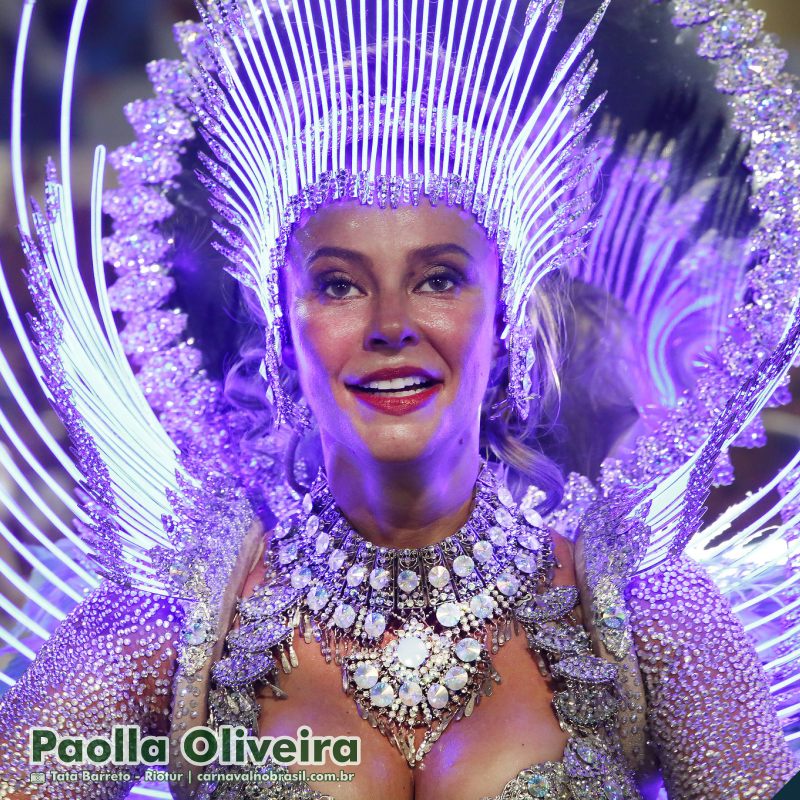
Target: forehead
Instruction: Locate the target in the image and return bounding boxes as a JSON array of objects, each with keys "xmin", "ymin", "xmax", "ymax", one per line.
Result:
[{"xmin": 289, "ymin": 199, "xmax": 496, "ymax": 259}]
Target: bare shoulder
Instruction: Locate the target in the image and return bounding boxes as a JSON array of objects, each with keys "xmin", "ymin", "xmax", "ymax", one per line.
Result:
[
  {"xmin": 548, "ymin": 529, "xmax": 578, "ymax": 588},
  {"xmin": 239, "ymin": 523, "xmax": 270, "ymax": 601}
]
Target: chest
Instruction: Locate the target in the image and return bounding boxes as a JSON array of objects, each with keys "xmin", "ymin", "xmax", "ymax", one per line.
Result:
[{"xmin": 253, "ymin": 626, "xmax": 569, "ymax": 800}]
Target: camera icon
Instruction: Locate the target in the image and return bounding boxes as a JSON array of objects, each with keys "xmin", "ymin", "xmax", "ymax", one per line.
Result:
[{"xmin": 29, "ymin": 772, "xmax": 46, "ymax": 784}]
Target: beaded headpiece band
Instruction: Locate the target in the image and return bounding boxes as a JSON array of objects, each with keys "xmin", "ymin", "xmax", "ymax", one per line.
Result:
[{"xmin": 194, "ymin": 0, "xmax": 608, "ymax": 427}]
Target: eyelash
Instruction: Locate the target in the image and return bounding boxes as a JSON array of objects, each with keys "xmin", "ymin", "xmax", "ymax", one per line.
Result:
[
  {"xmin": 316, "ymin": 272, "xmax": 363, "ymax": 299},
  {"xmin": 315, "ymin": 266, "xmax": 464, "ymax": 299}
]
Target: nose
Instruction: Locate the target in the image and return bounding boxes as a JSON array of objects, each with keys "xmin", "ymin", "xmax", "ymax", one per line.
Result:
[{"xmin": 365, "ymin": 291, "xmax": 420, "ymax": 351}]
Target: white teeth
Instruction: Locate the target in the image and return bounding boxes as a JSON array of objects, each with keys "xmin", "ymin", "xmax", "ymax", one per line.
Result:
[{"xmin": 362, "ymin": 376, "xmax": 429, "ymax": 391}]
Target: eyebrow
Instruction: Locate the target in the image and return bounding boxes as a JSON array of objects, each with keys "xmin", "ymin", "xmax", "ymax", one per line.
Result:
[{"xmin": 305, "ymin": 242, "xmax": 475, "ymax": 268}]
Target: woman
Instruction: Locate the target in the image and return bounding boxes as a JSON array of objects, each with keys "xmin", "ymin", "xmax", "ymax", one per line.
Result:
[{"xmin": 0, "ymin": 0, "xmax": 798, "ymax": 798}]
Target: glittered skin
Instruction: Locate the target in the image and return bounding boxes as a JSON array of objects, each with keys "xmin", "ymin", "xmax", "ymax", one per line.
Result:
[{"xmin": 0, "ymin": 583, "xmax": 183, "ymax": 798}]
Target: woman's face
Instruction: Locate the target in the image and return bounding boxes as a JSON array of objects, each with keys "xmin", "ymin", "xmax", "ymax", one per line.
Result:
[{"xmin": 285, "ymin": 199, "xmax": 500, "ymax": 466}]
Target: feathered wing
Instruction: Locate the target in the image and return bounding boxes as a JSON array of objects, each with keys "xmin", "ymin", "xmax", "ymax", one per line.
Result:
[
  {"xmin": 0, "ymin": 7, "xmax": 233, "ymax": 692},
  {"xmin": 551, "ymin": 66, "xmax": 800, "ymax": 747},
  {"xmin": 16, "ymin": 152, "xmax": 187, "ymax": 593}
]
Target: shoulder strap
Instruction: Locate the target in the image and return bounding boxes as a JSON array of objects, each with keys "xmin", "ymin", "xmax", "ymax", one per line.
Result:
[
  {"xmin": 574, "ymin": 533, "xmax": 656, "ymax": 778},
  {"xmin": 168, "ymin": 523, "xmax": 265, "ymax": 799}
]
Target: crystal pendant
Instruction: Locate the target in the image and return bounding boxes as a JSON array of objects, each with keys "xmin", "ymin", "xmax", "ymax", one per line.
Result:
[
  {"xmin": 278, "ymin": 542, "xmax": 298, "ymax": 564},
  {"xmin": 183, "ymin": 619, "xmax": 211, "ymax": 646},
  {"xmin": 487, "ymin": 526, "xmax": 508, "ymax": 546},
  {"xmin": 328, "ymin": 549, "xmax": 346, "ymax": 570},
  {"xmin": 307, "ymin": 585, "xmax": 330, "ymax": 611},
  {"xmin": 426, "ymin": 683, "xmax": 449, "ymax": 709},
  {"xmin": 515, "ymin": 552, "xmax": 538, "ymax": 574},
  {"xmin": 332, "ymin": 603, "xmax": 356, "ymax": 628},
  {"xmin": 306, "ymin": 515, "xmax": 320, "ymax": 535},
  {"xmin": 397, "ymin": 570, "xmax": 420, "ymax": 593},
  {"xmin": 428, "ymin": 565, "xmax": 450, "ymax": 588},
  {"xmin": 346, "ymin": 564, "xmax": 367, "ymax": 586},
  {"xmin": 495, "ymin": 507, "xmax": 514, "ymax": 529},
  {"xmin": 600, "ymin": 605, "xmax": 626, "ymax": 630},
  {"xmin": 315, "ymin": 531, "xmax": 331, "ymax": 554},
  {"xmin": 455, "ymin": 637, "xmax": 481, "ymax": 662},
  {"xmin": 496, "ymin": 572, "xmax": 520, "ymax": 596},
  {"xmin": 290, "ymin": 565, "xmax": 312, "ymax": 589},
  {"xmin": 370, "ymin": 681, "xmax": 395, "ymax": 707},
  {"xmin": 498, "ymin": 484, "xmax": 514, "ymax": 507},
  {"xmin": 364, "ymin": 612, "xmax": 386, "ymax": 638},
  {"xmin": 473, "ymin": 540, "xmax": 494, "ymax": 563},
  {"xmin": 469, "ymin": 594, "xmax": 496, "ymax": 619},
  {"xmin": 523, "ymin": 507, "xmax": 544, "ymax": 527},
  {"xmin": 526, "ymin": 773, "xmax": 550, "ymax": 798},
  {"xmin": 369, "ymin": 567, "xmax": 390, "ymax": 590},
  {"xmin": 353, "ymin": 662, "xmax": 379, "ymax": 689},
  {"xmin": 443, "ymin": 665, "xmax": 468, "ymax": 691},
  {"xmin": 452, "ymin": 555, "xmax": 475, "ymax": 577},
  {"xmin": 399, "ymin": 681, "xmax": 423, "ymax": 706},
  {"xmin": 603, "ymin": 781, "xmax": 624, "ymax": 800},
  {"xmin": 517, "ymin": 530, "xmax": 541, "ymax": 551},
  {"xmin": 575, "ymin": 742, "xmax": 597, "ymax": 764},
  {"xmin": 436, "ymin": 602, "xmax": 462, "ymax": 627}
]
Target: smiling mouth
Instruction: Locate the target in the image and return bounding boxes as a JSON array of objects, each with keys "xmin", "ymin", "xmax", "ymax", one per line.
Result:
[
  {"xmin": 349, "ymin": 375, "xmax": 441, "ymax": 397},
  {"xmin": 346, "ymin": 373, "xmax": 443, "ymax": 415}
]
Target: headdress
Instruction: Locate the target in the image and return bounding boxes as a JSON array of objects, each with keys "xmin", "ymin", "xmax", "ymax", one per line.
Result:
[{"xmin": 194, "ymin": 0, "xmax": 608, "ymax": 428}]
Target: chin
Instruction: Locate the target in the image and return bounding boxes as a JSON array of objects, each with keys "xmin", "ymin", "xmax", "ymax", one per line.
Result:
[
  {"xmin": 317, "ymin": 386, "xmax": 473, "ymax": 466},
  {"xmin": 353, "ymin": 417, "xmax": 443, "ymax": 464}
]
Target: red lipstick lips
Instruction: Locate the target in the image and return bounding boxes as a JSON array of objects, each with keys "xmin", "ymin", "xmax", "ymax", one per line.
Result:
[{"xmin": 347, "ymin": 366, "xmax": 442, "ymax": 416}]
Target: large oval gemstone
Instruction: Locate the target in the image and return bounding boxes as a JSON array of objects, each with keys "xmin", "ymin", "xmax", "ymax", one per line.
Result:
[
  {"xmin": 314, "ymin": 531, "xmax": 330, "ymax": 554},
  {"xmin": 495, "ymin": 507, "xmax": 514, "ymax": 529},
  {"xmin": 396, "ymin": 636, "xmax": 428, "ymax": 668}
]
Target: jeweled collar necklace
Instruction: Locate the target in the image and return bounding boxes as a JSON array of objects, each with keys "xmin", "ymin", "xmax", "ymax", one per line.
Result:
[{"xmin": 213, "ymin": 464, "xmax": 555, "ymax": 766}]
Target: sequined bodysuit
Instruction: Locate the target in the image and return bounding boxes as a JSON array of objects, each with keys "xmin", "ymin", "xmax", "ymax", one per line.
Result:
[{"xmin": 0, "ymin": 549, "xmax": 794, "ymax": 800}]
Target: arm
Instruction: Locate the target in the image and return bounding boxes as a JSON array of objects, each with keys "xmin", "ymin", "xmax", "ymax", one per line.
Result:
[
  {"xmin": 0, "ymin": 581, "xmax": 183, "ymax": 799},
  {"xmin": 627, "ymin": 557, "xmax": 797, "ymax": 799}
]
